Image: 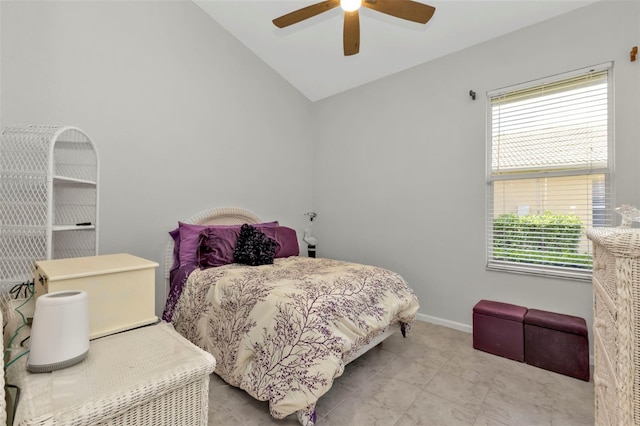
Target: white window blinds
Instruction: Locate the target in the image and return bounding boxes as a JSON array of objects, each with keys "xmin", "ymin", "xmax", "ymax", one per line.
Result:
[{"xmin": 487, "ymin": 65, "xmax": 612, "ymax": 280}]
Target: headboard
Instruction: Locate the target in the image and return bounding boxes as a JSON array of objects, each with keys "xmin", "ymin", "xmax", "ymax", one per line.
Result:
[{"xmin": 163, "ymin": 207, "xmax": 262, "ymax": 295}]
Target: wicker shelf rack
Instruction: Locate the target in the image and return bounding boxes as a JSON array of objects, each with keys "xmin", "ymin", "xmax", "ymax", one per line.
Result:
[{"xmin": 0, "ymin": 125, "xmax": 99, "ymax": 289}]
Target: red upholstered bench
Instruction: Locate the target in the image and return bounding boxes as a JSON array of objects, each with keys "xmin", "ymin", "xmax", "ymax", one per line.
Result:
[
  {"xmin": 524, "ymin": 309, "xmax": 589, "ymax": 381},
  {"xmin": 473, "ymin": 300, "xmax": 527, "ymax": 362}
]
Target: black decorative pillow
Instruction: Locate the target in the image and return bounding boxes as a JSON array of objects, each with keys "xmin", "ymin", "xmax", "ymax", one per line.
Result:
[{"xmin": 233, "ymin": 224, "xmax": 277, "ymax": 266}]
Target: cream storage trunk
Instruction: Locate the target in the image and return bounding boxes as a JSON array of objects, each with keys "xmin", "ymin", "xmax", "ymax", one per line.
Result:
[{"xmin": 33, "ymin": 253, "xmax": 158, "ymax": 339}]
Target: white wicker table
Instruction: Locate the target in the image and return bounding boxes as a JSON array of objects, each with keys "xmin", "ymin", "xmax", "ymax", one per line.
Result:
[{"xmin": 5, "ymin": 321, "xmax": 215, "ymax": 426}]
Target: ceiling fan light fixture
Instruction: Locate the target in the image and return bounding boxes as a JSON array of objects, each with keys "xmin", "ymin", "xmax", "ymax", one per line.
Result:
[
  {"xmin": 340, "ymin": 0, "xmax": 362, "ymax": 12},
  {"xmin": 272, "ymin": 0, "xmax": 436, "ymax": 56}
]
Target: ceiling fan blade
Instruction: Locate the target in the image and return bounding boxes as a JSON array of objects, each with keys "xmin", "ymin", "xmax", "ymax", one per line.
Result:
[
  {"xmin": 343, "ymin": 10, "xmax": 360, "ymax": 56},
  {"xmin": 273, "ymin": 0, "xmax": 341, "ymax": 28},
  {"xmin": 362, "ymin": 0, "xmax": 435, "ymax": 24}
]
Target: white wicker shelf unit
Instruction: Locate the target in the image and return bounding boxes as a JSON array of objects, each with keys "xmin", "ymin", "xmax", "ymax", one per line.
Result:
[{"xmin": 0, "ymin": 125, "xmax": 99, "ymax": 289}]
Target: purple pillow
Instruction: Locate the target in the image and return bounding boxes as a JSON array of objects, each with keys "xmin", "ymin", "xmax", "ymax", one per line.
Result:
[
  {"xmin": 261, "ymin": 226, "xmax": 299, "ymax": 258},
  {"xmin": 177, "ymin": 221, "xmax": 278, "ymax": 267},
  {"xmin": 197, "ymin": 225, "xmax": 299, "ymax": 268},
  {"xmin": 198, "ymin": 227, "xmax": 242, "ymax": 267},
  {"xmin": 169, "ymin": 228, "xmax": 181, "ymax": 273}
]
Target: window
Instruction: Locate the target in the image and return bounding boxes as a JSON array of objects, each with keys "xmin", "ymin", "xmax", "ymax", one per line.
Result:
[{"xmin": 487, "ymin": 64, "xmax": 612, "ymax": 280}]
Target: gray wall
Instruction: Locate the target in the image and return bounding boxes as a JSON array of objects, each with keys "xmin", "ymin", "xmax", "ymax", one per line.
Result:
[
  {"xmin": 2, "ymin": 1, "xmax": 640, "ymax": 335},
  {"xmin": 312, "ymin": 0, "xmax": 640, "ymax": 333},
  {"xmin": 0, "ymin": 1, "xmax": 314, "ymax": 314}
]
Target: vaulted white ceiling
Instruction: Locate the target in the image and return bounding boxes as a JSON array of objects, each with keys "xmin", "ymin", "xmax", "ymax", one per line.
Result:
[{"xmin": 195, "ymin": 1, "xmax": 599, "ymax": 102}]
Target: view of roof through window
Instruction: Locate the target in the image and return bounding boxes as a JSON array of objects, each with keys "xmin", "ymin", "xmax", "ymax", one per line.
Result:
[{"xmin": 492, "ymin": 72, "xmax": 608, "ymax": 174}]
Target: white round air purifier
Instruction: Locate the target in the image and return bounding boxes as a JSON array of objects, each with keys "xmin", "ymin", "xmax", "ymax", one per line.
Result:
[{"xmin": 27, "ymin": 290, "xmax": 90, "ymax": 373}]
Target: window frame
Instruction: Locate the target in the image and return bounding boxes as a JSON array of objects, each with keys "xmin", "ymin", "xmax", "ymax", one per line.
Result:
[{"xmin": 485, "ymin": 63, "xmax": 614, "ymax": 281}]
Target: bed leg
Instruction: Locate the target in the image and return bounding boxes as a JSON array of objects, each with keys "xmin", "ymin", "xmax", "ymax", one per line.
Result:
[
  {"xmin": 401, "ymin": 322, "xmax": 407, "ymax": 338},
  {"xmin": 296, "ymin": 404, "xmax": 317, "ymax": 426}
]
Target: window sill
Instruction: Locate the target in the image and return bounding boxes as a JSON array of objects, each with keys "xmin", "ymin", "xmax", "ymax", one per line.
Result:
[{"xmin": 486, "ymin": 262, "xmax": 592, "ymax": 282}]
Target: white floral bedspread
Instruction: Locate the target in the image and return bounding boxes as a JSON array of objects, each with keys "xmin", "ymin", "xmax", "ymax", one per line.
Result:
[{"xmin": 171, "ymin": 256, "xmax": 419, "ymax": 419}]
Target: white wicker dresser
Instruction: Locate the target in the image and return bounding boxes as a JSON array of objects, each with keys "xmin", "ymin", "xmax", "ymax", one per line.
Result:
[
  {"xmin": 587, "ymin": 227, "xmax": 640, "ymax": 426},
  {"xmin": 5, "ymin": 321, "xmax": 215, "ymax": 426}
]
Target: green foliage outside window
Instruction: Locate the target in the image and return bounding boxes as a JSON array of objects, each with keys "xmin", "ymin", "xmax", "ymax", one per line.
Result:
[{"xmin": 493, "ymin": 211, "xmax": 592, "ymax": 268}]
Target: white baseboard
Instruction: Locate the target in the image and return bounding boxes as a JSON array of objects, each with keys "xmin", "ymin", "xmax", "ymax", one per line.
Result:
[{"xmin": 415, "ymin": 312, "xmax": 472, "ymax": 334}]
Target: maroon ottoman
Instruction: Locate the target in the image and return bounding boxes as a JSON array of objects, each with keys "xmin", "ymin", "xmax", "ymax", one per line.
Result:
[
  {"xmin": 524, "ymin": 309, "xmax": 589, "ymax": 381},
  {"xmin": 473, "ymin": 300, "xmax": 527, "ymax": 362}
]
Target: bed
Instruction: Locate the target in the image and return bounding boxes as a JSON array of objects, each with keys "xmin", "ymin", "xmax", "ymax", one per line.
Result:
[{"xmin": 162, "ymin": 207, "xmax": 419, "ymax": 425}]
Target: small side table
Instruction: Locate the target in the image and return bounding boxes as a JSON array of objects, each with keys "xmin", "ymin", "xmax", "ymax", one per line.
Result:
[{"xmin": 5, "ymin": 321, "xmax": 215, "ymax": 426}]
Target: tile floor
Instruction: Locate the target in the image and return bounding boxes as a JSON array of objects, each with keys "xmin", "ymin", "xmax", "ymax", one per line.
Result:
[{"xmin": 207, "ymin": 320, "xmax": 594, "ymax": 425}]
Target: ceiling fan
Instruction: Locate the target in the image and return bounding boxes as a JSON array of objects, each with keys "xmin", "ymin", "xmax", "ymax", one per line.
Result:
[{"xmin": 272, "ymin": 0, "xmax": 436, "ymax": 56}]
